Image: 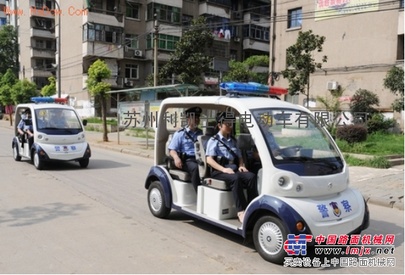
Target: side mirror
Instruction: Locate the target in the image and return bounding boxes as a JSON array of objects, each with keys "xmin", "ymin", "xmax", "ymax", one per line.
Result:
[{"xmin": 82, "ymin": 119, "xmax": 87, "ymax": 126}]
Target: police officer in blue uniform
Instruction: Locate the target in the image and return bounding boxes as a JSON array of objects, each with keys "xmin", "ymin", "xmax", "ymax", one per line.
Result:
[
  {"xmin": 206, "ymin": 111, "xmax": 258, "ymax": 223},
  {"xmin": 168, "ymin": 107, "xmax": 203, "ymax": 192}
]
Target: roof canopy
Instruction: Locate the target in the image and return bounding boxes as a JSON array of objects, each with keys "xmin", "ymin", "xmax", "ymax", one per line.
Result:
[{"xmin": 107, "ymin": 84, "xmax": 200, "ymax": 96}]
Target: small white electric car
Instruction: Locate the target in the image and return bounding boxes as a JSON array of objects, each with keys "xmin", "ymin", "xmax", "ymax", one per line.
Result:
[
  {"xmin": 144, "ymin": 82, "xmax": 369, "ymax": 264},
  {"xmin": 12, "ymin": 97, "xmax": 91, "ymax": 170}
]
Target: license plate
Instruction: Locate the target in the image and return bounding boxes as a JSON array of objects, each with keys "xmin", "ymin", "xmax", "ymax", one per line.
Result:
[{"xmin": 54, "ymin": 145, "xmax": 77, "ymax": 152}]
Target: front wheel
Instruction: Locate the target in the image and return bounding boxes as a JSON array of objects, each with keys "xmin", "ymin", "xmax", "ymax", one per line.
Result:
[
  {"xmin": 253, "ymin": 216, "xmax": 287, "ymax": 264},
  {"xmin": 33, "ymin": 151, "xmax": 44, "ymax": 170},
  {"xmin": 79, "ymin": 158, "xmax": 89, "ymax": 168},
  {"xmin": 147, "ymin": 181, "xmax": 171, "ymax": 218},
  {"xmin": 13, "ymin": 144, "xmax": 21, "ymax": 161}
]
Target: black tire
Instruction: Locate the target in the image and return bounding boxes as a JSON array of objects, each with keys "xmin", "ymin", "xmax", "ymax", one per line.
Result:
[
  {"xmin": 33, "ymin": 151, "xmax": 44, "ymax": 170},
  {"xmin": 253, "ymin": 216, "xmax": 287, "ymax": 264},
  {"xmin": 13, "ymin": 144, "xmax": 21, "ymax": 161},
  {"xmin": 147, "ymin": 181, "xmax": 171, "ymax": 218},
  {"xmin": 79, "ymin": 158, "xmax": 89, "ymax": 168}
]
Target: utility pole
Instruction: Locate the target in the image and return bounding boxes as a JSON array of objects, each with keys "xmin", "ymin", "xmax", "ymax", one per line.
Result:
[
  {"xmin": 269, "ymin": 0, "xmax": 277, "ymax": 86},
  {"xmin": 54, "ymin": 0, "xmax": 62, "ymax": 98},
  {"xmin": 153, "ymin": 14, "xmax": 159, "ymax": 87}
]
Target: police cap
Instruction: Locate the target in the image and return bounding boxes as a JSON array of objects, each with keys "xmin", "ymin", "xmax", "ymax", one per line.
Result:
[{"xmin": 185, "ymin": 106, "xmax": 202, "ymax": 117}]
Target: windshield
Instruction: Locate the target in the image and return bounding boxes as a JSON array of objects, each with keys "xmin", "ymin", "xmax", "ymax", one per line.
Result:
[
  {"xmin": 35, "ymin": 108, "xmax": 83, "ymax": 134},
  {"xmin": 252, "ymin": 108, "xmax": 344, "ymax": 176}
]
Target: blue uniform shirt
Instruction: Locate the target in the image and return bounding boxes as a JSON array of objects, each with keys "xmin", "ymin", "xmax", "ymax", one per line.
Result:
[
  {"xmin": 168, "ymin": 127, "xmax": 203, "ymax": 156},
  {"xmin": 18, "ymin": 116, "xmax": 33, "ymax": 132},
  {"xmin": 206, "ymin": 133, "xmax": 242, "ymax": 161}
]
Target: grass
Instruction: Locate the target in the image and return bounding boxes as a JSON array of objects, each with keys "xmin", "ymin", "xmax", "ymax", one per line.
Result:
[
  {"xmin": 336, "ymin": 132, "xmax": 404, "ymax": 155},
  {"xmin": 86, "ymin": 117, "xmax": 118, "ymax": 125},
  {"xmin": 337, "ymin": 132, "xmax": 404, "ymax": 168}
]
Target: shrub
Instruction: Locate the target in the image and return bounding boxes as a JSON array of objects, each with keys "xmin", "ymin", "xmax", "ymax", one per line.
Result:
[
  {"xmin": 336, "ymin": 124, "xmax": 368, "ymax": 144},
  {"xmin": 366, "ymin": 113, "xmax": 396, "ymax": 134}
]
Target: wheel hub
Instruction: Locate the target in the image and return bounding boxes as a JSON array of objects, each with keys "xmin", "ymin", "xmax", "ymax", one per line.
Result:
[
  {"xmin": 149, "ymin": 188, "xmax": 162, "ymax": 212},
  {"xmin": 258, "ymin": 222, "xmax": 283, "ymax": 255}
]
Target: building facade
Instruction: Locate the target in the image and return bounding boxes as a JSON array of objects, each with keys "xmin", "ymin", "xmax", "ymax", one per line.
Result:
[
  {"xmin": 12, "ymin": 0, "xmax": 405, "ymax": 118},
  {"xmin": 271, "ymin": 0, "xmax": 404, "ymax": 114}
]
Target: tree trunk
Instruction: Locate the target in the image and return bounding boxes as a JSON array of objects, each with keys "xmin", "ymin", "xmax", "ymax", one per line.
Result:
[{"xmin": 100, "ymin": 97, "xmax": 109, "ymax": 142}]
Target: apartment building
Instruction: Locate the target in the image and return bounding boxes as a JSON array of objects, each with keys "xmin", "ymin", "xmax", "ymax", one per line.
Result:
[
  {"xmin": 13, "ymin": 0, "xmax": 404, "ymax": 117},
  {"xmin": 272, "ymin": 0, "xmax": 404, "ymax": 112}
]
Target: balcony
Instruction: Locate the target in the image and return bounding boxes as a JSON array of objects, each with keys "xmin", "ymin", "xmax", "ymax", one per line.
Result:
[
  {"xmin": 31, "ymin": 48, "xmax": 56, "ymax": 59},
  {"xmin": 32, "ymin": 69, "xmax": 53, "ymax": 78},
  {"xmin": 82, "ymin": 41, "xmax": 124, "ymax": 59},
  {"xmin": 242, "ymin": 38, "xmax": 269, "ymax": 52},
  {"xmin": 83, "ymin": 10, "xmax": 124, "ymax": 28},
  {"xmin": 30, "ymin": 28, "xmax": 55, "ymax": 39},
  {"xmin": 29, "ymin": 6, "xmax": 55, "ymax": 19}
]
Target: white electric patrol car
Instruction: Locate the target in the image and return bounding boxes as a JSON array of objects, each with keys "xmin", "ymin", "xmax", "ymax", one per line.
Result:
[
  {"xmin": 144, "ymin": 82, "xmax": 369, "ymax": 264},
  {"xmin": 12, "ymin": 97, "xmax": 91, "ymax": 170}
]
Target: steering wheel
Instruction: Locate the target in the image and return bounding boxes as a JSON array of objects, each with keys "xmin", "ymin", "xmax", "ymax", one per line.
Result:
[{"xmin": 279, "ymin": 146, "xmax": 302, "ymax": 157}]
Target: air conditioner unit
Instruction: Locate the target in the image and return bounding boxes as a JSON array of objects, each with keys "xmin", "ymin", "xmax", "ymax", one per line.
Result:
[
  {"xmin": 327, "ymin": 81, "xmax": 338, "ymax": 90},
  {"xmin": 134, "ymin": 50, "xmax": 143, "ymax": 57}
]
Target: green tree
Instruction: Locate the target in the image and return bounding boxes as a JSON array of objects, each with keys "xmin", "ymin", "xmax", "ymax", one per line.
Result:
[
  {"xmin": 11, "ymin": 79, "xmax": 39, "ymax": 104},
  {"xmin": 316, "ymin": 86, "xmax": 344, "ymax": 137},
  {"xmin": 86, "ymin": 59, "xmax": 111, "ymax": 142},
  {"xmin": 349, "ymin": 89, "xmax": 379, "ymax": 122},
  {"xmin": 383, "ymin": 66, "xmax": 404, "ymax": 112},
  {"xmin": 0, "ymin": 69, "xmax": 18, "ymax": 125},
  {"xmin": 223, "ymin": 55, "xmax": 269, "ymax": 84},
  {"xmin": 157, "ymin": 16, "xmax": 214, "ymax": 86},
  {"xmin": 40, "ymin": 76, "xmax": 57, "ymax": 96},
  {"xmin": 281, "ymin": 30, "xmax": 327, "ymax": 105},
  {"xmin": 0, "ymin": 25, "xmax": 19, "ymax": 75}
]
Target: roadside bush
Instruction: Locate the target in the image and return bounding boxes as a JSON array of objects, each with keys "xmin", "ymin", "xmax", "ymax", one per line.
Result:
[
  {"xmin": 336, "ymin": 124, "xmax": 368, "ymax": 144},
  {"xmin": 366, "ymin": 113, "xmax": 396, "ymax": 134}
]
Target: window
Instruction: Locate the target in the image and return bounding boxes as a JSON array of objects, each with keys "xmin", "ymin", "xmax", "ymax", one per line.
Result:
[
  {"xmin": 90, "ymin": 0, "xmax": 103, "ymax": 10},
  {"xmin": 125, "ymin": 64, "xmax": 139, "ymax": 79},
  {"xmin": 147, "ymin": 3, "xmax": 181, "ymax": 24},
  {"xmin": 147, "ymin": 34, "xmax": 180, "ymax": 50},
  {"xmin": 125, "ymin": 34, "xmax": 139, "ymax": 49},
  {"xmin": 397, "ymin": 34, "xmax": 404, "ymax": 60},
  {"xmin": 242, "ymin": 24, "xmax": 269, "ymax": 42},
  {"xmin": 288, "ymin": 8, "xmax": 302, "ymax": 29},
  {"xmin": 126, "ymin": 2, "xmax": 140, "ymax": 19},
  {"xmin": 83, "ymin": 23, "xmax": 123, "ymax": 45}
]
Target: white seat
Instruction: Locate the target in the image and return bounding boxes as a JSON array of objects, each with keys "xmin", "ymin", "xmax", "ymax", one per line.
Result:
[
  {"xmin": 195, "ymin": 127, "xmax": 230, "ymax": 190},
  {"xmin": 165, "ymin": 134, "xmax": 191, "ymax": 182}
]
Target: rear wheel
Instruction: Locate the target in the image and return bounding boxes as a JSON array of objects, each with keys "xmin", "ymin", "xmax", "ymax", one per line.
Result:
[
  {"xmin": 79, "ymin": 158, "xmax": 89, "ymax": 168},
  {"xmin": 147, "ymin": 181, "xmax": 171, "ymax": 218},
  {"xmin": 253, "ymin": 216, "xmax": 287, "ymax": 264},
  {"xmin": 33, "ymin": 151, "xmax": 44, "ymax": 170},
  {"xmin": 13, "ymin": 144, "xmax": 21, "ymax": 161}
]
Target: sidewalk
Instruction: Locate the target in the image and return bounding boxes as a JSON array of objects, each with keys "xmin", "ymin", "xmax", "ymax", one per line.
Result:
[{"xmin": 2, "ymin": 119, "xmax": 403, "ymax": 210}]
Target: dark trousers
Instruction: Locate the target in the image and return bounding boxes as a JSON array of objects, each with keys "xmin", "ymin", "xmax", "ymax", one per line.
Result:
[
  {"xmin": 211, "ymin": 170, "xmax": 258, "ymax": 211},
  {"xmin": 183, "ymin": 158, "xmax": 200, "ymax": 192}
]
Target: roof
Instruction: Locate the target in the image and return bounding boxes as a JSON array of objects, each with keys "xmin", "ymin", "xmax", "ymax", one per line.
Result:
[
  {"xmin": 160, "ymin": 95, "xmax": 309, "ymax": 113},
  {"xmin": 107, "ymin": 84, "xmax": 200, "ymax": 96}
]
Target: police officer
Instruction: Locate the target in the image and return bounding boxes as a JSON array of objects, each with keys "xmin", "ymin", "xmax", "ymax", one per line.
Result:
[
  {"xmin": 168, "ymin": 107, "xmax": 203, "ymax": 192},
  {"xmin": 17, "ymin": 109, "xmax": 34, "ymax": 148},
  {"xmin": 206, "ymin": 111, "xmax": 258, "ymax": 223}
]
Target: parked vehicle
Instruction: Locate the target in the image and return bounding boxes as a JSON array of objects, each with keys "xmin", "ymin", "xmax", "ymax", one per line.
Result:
[
  {"xmin": 12, "ymin": 97, "xmax": 91, "ymax": 170},
  {"xmin": 144, "ymin": 82, "xmax": 369, "ymax": 264}
]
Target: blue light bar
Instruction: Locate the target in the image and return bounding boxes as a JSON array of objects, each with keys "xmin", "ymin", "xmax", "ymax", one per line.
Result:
[
  {"xmin": 220, "ymin": 82, "xmax": 288, "ymax": 96},
  {"xmin": 31, "ymin": 97, "xmax": 68, "ymax": 104}
]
